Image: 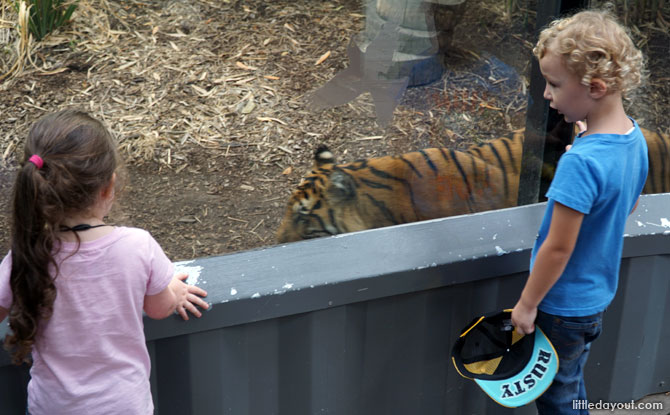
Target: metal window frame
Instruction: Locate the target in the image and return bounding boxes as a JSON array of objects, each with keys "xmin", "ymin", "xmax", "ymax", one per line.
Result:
[{"xmin": 518, "ymin": 0, "xmax": 588, "ymax": 205}]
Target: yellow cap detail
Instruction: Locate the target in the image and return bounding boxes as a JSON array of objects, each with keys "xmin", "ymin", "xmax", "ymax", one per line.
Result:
[{"xmin": 463, "ymin": 356, "xmax": 503, "ymax": 375}]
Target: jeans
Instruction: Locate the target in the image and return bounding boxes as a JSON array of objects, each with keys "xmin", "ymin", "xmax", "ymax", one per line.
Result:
[{"xmin": 534, "ymin": 310, "xmax": 604, "ymax": 415}]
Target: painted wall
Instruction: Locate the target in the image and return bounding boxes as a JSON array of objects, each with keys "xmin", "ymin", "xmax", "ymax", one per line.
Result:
[{"xmin": 2, "ymin": 194, "xmax": 669, "ymax": 414}]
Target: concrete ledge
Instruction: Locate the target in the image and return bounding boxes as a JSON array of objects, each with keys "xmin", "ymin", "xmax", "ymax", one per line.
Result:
[{"xmin": 146, "ymin": 193, "xmax": 670, "ymax": 341}]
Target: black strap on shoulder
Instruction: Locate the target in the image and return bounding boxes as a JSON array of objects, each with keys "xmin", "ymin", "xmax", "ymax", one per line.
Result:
[{"xmin": 60, "ymin": 224, "xmax": 109, "ymax": 232}]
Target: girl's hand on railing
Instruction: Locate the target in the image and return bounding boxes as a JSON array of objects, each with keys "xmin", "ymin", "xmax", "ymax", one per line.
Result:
[{"xmin": 169, "ymin": 273, "xmax": 209, "ymax": 320}]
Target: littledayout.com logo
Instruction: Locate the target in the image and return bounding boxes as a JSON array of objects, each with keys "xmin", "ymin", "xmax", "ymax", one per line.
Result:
[{"xmin": 573, "ymin": 400, "xmax": 664, "ymax": 411}]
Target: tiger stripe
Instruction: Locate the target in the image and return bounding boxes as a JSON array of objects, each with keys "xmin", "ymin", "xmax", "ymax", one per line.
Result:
[
  {"xmin": 419, "ymin": 150, "xmax": 439, "ymax": 175},
  {"xmin": 401, "ymin": 156, "xmax": 423, "ymax": 178},
  {"xmin": 444, "ymin": 148, "xmax": 475, "ymax": 212}
]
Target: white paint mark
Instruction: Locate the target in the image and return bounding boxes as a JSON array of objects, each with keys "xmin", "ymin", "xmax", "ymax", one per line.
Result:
[
  {"xmin": 645, "ymin": 219, "xmax": 670, "ymax": 228},
  {"xmin": 417, "ymin": 263, "xmax": 437, "ymax": 270},
  {"xmin": 495, "ymin": 246, "xmax": 507, "ymax": 256},
  {"xmin": 492, "ymin": 233, "xmax": 498, "ymax": 240},
  {"xmin": 230, "ymin": 288, "xmax": 238, "ymax": 295},
  {"xmin": 282, "ymin": 283, "xmax": 294, "ymax": 289},
  {"xmin": 636, "ymin": 220, "xmax": 645, "ymax": 227},
  {"xmin": 251, "ymin": 292, "xmax": 261, "ymax": 298},
  {"xmin": 174, "ymin": 260, "xmax": 204, "ymax": 286}
]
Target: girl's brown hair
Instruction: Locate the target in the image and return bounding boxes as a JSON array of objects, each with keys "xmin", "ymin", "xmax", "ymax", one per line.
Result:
[{"xmin": 5, "ymin": 110, "xmax": 120, "ymax": 364}]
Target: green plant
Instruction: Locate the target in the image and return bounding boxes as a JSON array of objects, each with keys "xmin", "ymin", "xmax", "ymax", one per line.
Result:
[{"xmin": 15, "ymin": 0, "xmax": 78, "ymax": 41}]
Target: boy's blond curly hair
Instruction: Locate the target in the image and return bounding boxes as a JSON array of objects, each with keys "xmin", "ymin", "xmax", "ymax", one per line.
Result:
[{"xmin": 533, "ymin": 9, "xmax": 645, "ymax": 98}]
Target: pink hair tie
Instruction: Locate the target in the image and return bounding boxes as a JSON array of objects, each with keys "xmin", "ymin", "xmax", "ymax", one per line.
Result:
[{"xmin": 28, "ymin": 154, "xmax": 44, "ymax": 170}]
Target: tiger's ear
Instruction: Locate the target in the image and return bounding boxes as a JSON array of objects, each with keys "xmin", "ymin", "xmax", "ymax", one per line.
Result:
[
  {"xmin": 327, "ymin": 170, "xmax": 356, "ymax": 202},
  {"xmin": 315, "ymin": 145, "xmax": 335, "ymax": 167}
]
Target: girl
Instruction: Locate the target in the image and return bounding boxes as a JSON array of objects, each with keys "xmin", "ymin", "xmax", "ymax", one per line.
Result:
[{"xmin": 0, "ymin": 110, "xmax": 209, "ymax": 414}]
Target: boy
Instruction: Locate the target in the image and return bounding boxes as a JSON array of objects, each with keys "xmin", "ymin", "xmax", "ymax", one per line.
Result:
[{"xmin": 511, "ymin": 10, "xmax": 648, "ymax": 414}]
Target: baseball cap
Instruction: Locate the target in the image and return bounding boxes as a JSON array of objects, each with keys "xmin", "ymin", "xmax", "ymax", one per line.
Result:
[{"xmin": 451, "ymin": 310, "xmax": 559, "ymax": 408}]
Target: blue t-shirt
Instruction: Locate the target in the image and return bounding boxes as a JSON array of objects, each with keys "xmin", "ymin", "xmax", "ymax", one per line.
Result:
[{"xmin": 531, "ymin": 119, "xmax": 648, "ymax": 317}]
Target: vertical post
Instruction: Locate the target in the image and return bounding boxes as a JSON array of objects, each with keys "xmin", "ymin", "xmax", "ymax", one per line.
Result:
[{"xmin": 517, "ymin": 0, "xmax": 588, "ymax": 205}]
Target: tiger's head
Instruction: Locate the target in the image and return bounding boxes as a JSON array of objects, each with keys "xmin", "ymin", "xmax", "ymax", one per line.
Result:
[{"xmin": 276, "ymin": 145, "xmax": 363, "ymax": 242}]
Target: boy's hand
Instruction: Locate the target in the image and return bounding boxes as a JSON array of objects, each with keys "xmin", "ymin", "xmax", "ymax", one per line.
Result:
[
  {"xmin": 169, "ymin": 273, "xmax": 209, "ymax": 320},
  {"xmin": 566, "ymin": 120, "xmax": 587, "ymax": 152},
  {"xmin": 511, "ymin": 298, "xmax": 537, "ymax": 335},
  {"xmin": 576, "ymin": 120, "xmax": 587, "ymax": 134}
]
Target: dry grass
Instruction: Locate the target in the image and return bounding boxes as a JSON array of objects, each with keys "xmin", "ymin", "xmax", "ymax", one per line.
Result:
[
  {"xmin": 0, "ymin": 1, "xmax": 31, "ymax": 82},
  {"xmin": 1, "ymin": 0, "xmax": 365, "ymax": 167}
]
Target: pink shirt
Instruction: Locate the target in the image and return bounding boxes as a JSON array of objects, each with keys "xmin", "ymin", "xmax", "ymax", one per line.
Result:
[{"xmin": 0, "ymin": 227, "xmax": 173, "ymax": 415}]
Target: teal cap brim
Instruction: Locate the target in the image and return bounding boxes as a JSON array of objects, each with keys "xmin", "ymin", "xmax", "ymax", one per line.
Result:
[{"xmin": 474, "ymin": 327, "xmax": 559, "ymax": 408}]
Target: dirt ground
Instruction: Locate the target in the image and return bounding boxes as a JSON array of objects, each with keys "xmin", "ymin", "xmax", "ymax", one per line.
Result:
[{"xmin": 1, "ymin": 0, "xmax": 668, "ymax": 262}]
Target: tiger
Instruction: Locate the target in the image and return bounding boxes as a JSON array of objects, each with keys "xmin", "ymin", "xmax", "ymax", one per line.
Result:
[{"xmin": 276, "ymin": 127, "xmax": 670, "ymax": 243}]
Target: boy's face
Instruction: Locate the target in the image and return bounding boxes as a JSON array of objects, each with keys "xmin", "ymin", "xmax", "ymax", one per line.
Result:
[{"xmin": 539, "ymin": 49, "xmax": 592, "ymax": 124}]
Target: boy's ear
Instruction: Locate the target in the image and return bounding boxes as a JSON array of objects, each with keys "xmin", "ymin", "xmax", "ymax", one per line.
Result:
[{"xmin": 589, "ymin": 79, "xmax": 608, "ymax": 98}]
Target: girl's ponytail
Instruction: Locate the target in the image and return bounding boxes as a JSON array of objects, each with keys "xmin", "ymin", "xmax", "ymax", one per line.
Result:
[{"xmin": 5, "ymin": 159, "xmax": 58, "ymax": 364}]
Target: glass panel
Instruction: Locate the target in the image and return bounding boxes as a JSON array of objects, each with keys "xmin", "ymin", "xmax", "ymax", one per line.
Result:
[{"xmin": 0, "ymin": 0, "xmax": 668, "ymax": 258}]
